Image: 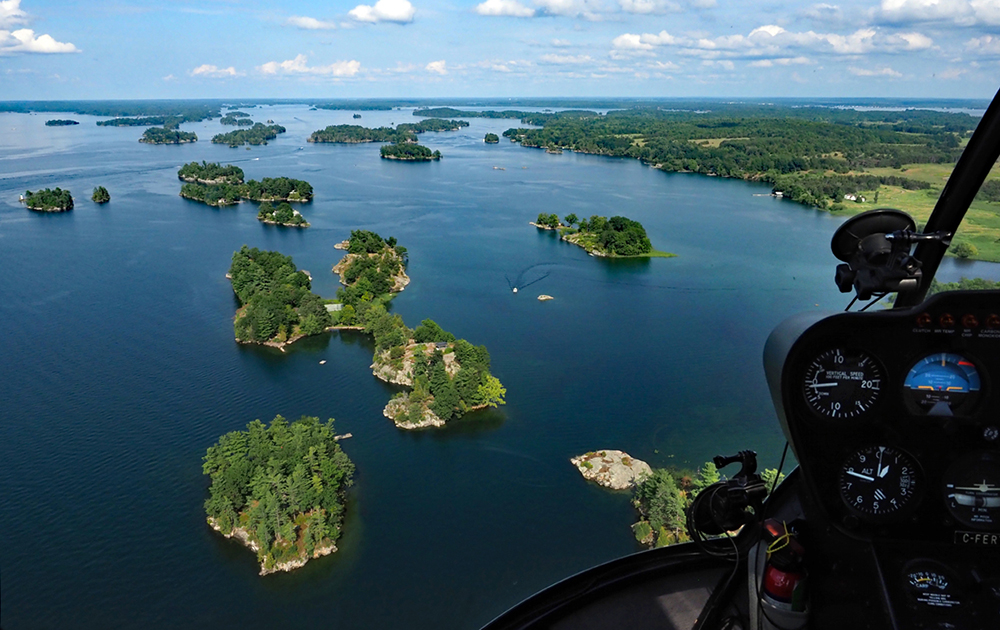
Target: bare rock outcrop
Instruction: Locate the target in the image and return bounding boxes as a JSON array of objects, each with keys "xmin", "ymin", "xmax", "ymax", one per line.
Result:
[{"xmin": 570, "ymin": 450, "xmax": 652, "ymax": 490}]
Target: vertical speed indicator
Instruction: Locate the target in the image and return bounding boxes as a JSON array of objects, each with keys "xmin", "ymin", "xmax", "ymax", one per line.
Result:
[{"xmin": 802, "ymin": 348, "xmax": 883, "ymax": 419}]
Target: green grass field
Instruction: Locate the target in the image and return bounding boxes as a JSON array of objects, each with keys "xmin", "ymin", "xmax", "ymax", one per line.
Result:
[{"xmin": 828, "ymin": 162, "xmax": 1000, "ymax": 263}]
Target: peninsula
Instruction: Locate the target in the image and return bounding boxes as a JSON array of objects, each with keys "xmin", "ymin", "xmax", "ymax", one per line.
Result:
[
  {"xmin": 534, "ymin": 213, "xmax": 674, "ymax": 258},
  {"xmin": 329, "ymin": 230, "xmax": 505, "ymax": 429},
  {"xmin": 140, "ymin": 127, "xmax": 197, "ymax": 144},
  {"xmin": 24, "ymin": 188, "xmax": 74, "ymax": 212},
  {"xmin": 203, "ymin": 415, "xmax": 354, "ymax": 575},
  {"xmin": 228, "ymin": 246, "xmax": 333, "ymax": 347}
]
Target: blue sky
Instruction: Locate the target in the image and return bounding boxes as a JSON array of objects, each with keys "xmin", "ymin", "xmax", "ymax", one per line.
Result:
[{"xmin": 1, "ymin": 0, "xmax": 998, "ymax": 99}]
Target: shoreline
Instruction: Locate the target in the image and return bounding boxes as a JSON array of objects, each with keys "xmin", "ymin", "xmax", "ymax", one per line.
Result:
[
  {"xmin": 207, "ymin": 517, "xmax": 337, "ymax": 576},
  {"xmin": 532, "ymin": 222, "xmax": 676, "ymax": 259}
]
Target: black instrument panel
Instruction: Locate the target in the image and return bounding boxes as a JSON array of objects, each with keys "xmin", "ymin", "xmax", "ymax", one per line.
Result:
[{"xmin": 767, "ymin": 290, "xmax": 1000, "ymax": 542}]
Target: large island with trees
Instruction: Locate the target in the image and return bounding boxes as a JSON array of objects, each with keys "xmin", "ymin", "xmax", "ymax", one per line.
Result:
[
  {"xmin": 380, "ymin": 143, "xmax": 441, "ymax": 161},
  {"xmin": 535, "ymin": 213, "xmax": 673, "ymax": 258},
  {"xmin": 24, "ymin": 188, "xmax": 74, "ymax": 212},
  {"xmin": 178, "ymin": 163, "xmax": 313, "ymax": 207},
  {"xmin": 212, "ymin": 123, "xmax": 286, "ymax": 147},
  {"xmin": 228, "ymin": 246, "xmax": 333, "ymax": 347},
  {"xmin": 203, "ymin": 415, "xmax": 354, "ymax": 575},
  {"xmin": 140, "ymin": 127, "xmax": 197, "ymax": 144}
]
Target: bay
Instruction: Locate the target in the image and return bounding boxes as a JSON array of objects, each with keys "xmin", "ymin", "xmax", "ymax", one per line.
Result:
[{"xmin": 1, "ymin": 105, "xmax": 996, "ymax": 629}]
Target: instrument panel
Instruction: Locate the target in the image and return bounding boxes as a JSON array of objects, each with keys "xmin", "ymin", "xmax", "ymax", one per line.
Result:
[{"xmin": 766, "ymin": 290, "xmax": 1000, "ymax": 541}]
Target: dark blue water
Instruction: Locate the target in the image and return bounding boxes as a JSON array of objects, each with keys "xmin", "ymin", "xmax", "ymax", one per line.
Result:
[{"xmin": 2, "ymin": 106, "xmax": 997, "ymax": 629}]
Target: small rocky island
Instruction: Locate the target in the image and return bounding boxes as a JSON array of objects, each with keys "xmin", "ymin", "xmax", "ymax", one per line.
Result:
[
  {"xmin": 92, "ymin": 186, "xmax": 110, "ymax": 204},
  {"xmin": 203, "ymin": 415, "xmax": 354, "ymax": 575},
  {"xmin": 140, "ymin": 127, "xmax": 197, "ymax": 144},
  {"xmin": 258, "ymin": 201, "xmax": 309, "ymax": 227},
  {"xmin": 484, "ymin": 133, "xmax": 500, "ymax": 144},
  {"xmin": 24, "ymin": 188, "xmax": 73, "ymax": 212},
  {"xmin": 571, "ymin": 450, "xmax": 652, "ymax": 490},
  {"xmin": 533, "ymin": 213, "xmax": 675, "ymax": 258}
]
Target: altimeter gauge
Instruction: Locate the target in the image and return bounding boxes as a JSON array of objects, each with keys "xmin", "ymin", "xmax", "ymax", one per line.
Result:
[
  {"xmin": 839, "ymin": 445, "xmax": 920, "ymax": 522},
  {"xmin": 802, "ymin": 348, "xmax": 883, "ymax": 419},
  {"xmin": 943, "ymin": 451, "xmax": 1000, "ymax": 531}
]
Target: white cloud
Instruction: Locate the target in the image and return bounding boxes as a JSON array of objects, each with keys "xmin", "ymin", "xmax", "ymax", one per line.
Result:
[
  {"xmin": 749, "ymin": 56, "xmax": 811, "ymax": 67},
  {"xmin": 880, "ymin": 0, "xmax": 1000, "ymax": 27},
  {"xmin": 349, "ymin": 0, "xmax": 416, "ymax": 24},
  {"xmin": 937, "ymin": 67, "xmax": 968, "ymax": 78},
  {"xmin": 619, "ymin": 0, "xmax": 680, "ymax": 14},
  {"xmin": 0, "ymin": 0, "xmax": 27, "ymax": 29},
  {"xmin": 534, "ymin": 0, "xmax": 604, "ymax": 19},
  {"xmin": 258, "ymin": 54, "xmax": 361, "ymax": 77},
  {"xmin": 476, "ymin": 0, "xmax": 536, "ymax": 17},
  {"xmin": 287, "ymin": 16, "xmax": 337, "ymax": 30},
  {"xmin": 426, "ymin": 60, "xmax": 447, "ymax": 74},
  {"xmin": 552, "ymin": 38, "xmax": 573, "ymax": 46},
  {"xmin": 0, "ymin": 28, "xmax": 78, "ymax": 54},
  {"xmin": 162, "ymin": 74, "xmax": 176, "ymax": 81},
  {"xmin": 540, "ymin": 53, "xmax": 594, "ymax": 63},
  {"xmin": 849, "ymin": 65, "xmax": 903, "ymax": 77},
  {"xmin": 883, "ymin": 31, "xmax": 934, "ymax": 49},
  {"xmin": 651, "ymin": 59, "xmax": 681, "ymax": 70},
  {"xmin": 190, "ymin": 64, "xmax": 243, "ymax": 78},
  {"xmin": 966, "ymin": 34, "xmax": 1000, "ymax": 54}
]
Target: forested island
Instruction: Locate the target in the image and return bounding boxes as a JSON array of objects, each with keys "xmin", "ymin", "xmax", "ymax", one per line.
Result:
[
  {"xmin": 534, "ymin": 213, "xmax": 673, "ymax": 258},
  {"xmin": 203, "ymin": 415, "xmax": 354, "ymax": 575},
  {"xmin": 500, "ymin": 106, "xmax": 1000, "ymax": 261},
  {"xmin": 258, "ymin": 202, "xmax": 309, "ymax": 227},
  {"xmin": 24, "ymin": 188, "xmax": 73, "ymax": 212},
  {"xmin": 308, "ymin": 119, "xmax": 467, "ymax": 144},
  {"xmin": 220, "ymin": 112, "xmax": 252, "ymax": 126},
  {"xmin": 212, "ymin": 123, "xmax": 286, "ymax": 147},
  {"xmin": 484, "ymin": 133, "xmax": 499, "ymax": 144},
  {"xmin": 45, "ymin": 119, "xmax": 78, "ymax": 126},
  {"xmin": 414, "ymin": 108, "xmax": 528, "ymax": 119},
  {"xmin": 100, "ymin": 116, "xmax": 183, "ymax": 128},
  {"xmin": 140, "ymin": 127, "xmax": 197, "ymax": 144},
  {"xmin": 178, "ymin": 163, "xmax": 313, "ymax": 207},
  {"xmin": 330, "ymin": 230, "xmax": 505, "ymax": 429},
  {"xmin": 91, "ymin": 186, "xmax": 110, "ymax": 204},
  {"xmin": 178, "ymin": 161, "xmax": 244, "ymax": 185},
  {"xmin": 380, "ymin": 143, "xmax": 441, "ymax": 161},
  {"xmin": 228, "ymin": 246, "xmax": 332, "ymax": 346}
]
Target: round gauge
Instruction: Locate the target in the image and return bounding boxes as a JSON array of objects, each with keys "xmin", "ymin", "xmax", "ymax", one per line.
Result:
[
  {"xmin": 903, "ymin": 353, "xmax": 982, "ymax": 417},
  {"xmin": 902, "ymin": 560, "xmax": 964, "ymax": 611},
  {"xmin": 943, "ymin": 451, "xmax": 1000, "ymax": 531},
  {"xmin": 802, "ymin": 348, "xmax": 883, "ymax": 419},
  {"xmin": 839, "ymin": 445, "xmax": 920, "ymax": 521}
]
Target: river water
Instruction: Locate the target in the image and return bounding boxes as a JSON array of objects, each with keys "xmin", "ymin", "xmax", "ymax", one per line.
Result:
[{"xmin": 1, "ymin": 105, "xmax": 996, "ymax": 629}]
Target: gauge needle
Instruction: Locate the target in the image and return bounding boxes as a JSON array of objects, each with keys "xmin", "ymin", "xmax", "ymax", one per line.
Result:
[
  {"xmin": 876, "ymin": 447, "xmax": 886, "ymax": 478},
  {"xmin": 809, "ymin": 382, "xmax": 838, "ymax": 389},
  {"xmin": 846, "ymin": 470, "xmax": 875, "ymax": 482}
]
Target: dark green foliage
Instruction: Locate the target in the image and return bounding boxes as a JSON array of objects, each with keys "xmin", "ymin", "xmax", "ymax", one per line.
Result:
[
  {"xmin": 203, "ymin": 415, "xmax": 354, "ymax": 571},
  {"xmin": 412, "ymin": 319, "xmax": 456, "ymax": 344},
  {"xmin": 180, "ymin": 182, "xmax": 242, "ymax": 206},
  {"xmin": 950, "ymin": 242, "xmax": 979, "ymax": 259},
  {"xmin": 24, "ymin": 188, "xmax": 73, "ymax": 211},
  {"xmin": 212, "ymin": 123, "xmax": 286, "ymax": 147},
  {"xmin": 99, "ymin": 117, "xmax": 178, "ymax": 128},
  {"xmin": 634, "ymin": 469, "xmax": 687, "ymax": 537},
  {"xmin": 179, "ymin": 175, "xmax": 313, "ymax": 207},
  {"xmin": 221, "ymin": 112, "xmax": 254, "ymax": 126},
  {"xmin": 178, "ymin": 161, "xmax": 244, "ymax": 185},
  {"xmin": 258, "ymin": 202, "xmax": 309, "ymax": 227},
  {"xmin": 413, "ymin": 108, "xmax": 532, "ymax": 119},
  {"xmin": 396, "ymin": 119, "xmax": 470, "ymax": 134},
  {"xmin": 380, "ymin": 143, "xmax": 441, "ymax": 161},
  {"xmin": 535, "ymin": 213, "xmax": 559, "ymax": 228},
  {"xmin": 564, "ymin": 213, "xmax": 578, "ymax": 227},
  {"xmin": 770, "ymin": 173, "xmax": 930, "ymax": 208},
  {"xmin": 927, "ymin": 277, "xmax": 1000, "ymax": 294},
  {"xmin": 976, "ymin": 180, "xmax": 1000, "ymax": 203},
  {"xmin": 597, "ymin": 216, "xmax": 652, "ymax": 256},
  {"xmin": 140, "ymin": 127, "xmax": 197, "ymax": 144},
  {"xmin": 348, "ymin": 230, "xmax": 388, "ymax": 254},
  {"xmin": 484, "ymin": 133, "xmax": 500, "ymax": 144},
  {"xmin": 308, "ymin": 125, "xmax": 407, "ymax": 144},
  {"xmin": 45, "ymin": 119, "xmax": 79, "ymax": 126},
  {"xmin": 91, "ymin": 186, "xmax": 110, "ymax": 204},
  {"xmin": 242, "ymin": 177, "xmax": 313, "ymax": 202},
  {"xmin": 228, "ymin": 246, "xmax": 331, "ymax": 343}
]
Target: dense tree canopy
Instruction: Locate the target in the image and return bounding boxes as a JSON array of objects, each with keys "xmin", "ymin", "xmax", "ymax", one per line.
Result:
[
  {"xmin": 258, "ymin": 202, "xmax": 308, "ymax": 227},
  {"xmin": 178, "ymin": 161, "xmax": 245, "ymax": 185},
  {"xmin": 336, "ymin": 231, "xmax": 407, "ymax": 306},
  {"xmin": 91, "ymin": 186, "xmax": 110, "ymax": 204},
  {"xmin": 380, "ymin": 143, "xmax": 441, "ymax": 161},
  {"xmin": 212, "ymin": 123, "xmax": 286, "ymax": 147},
  {"xmin": 484, "ymin": 133, "xmax": 500, "ymax": 144},
  {"xmin": 308, "ymin": 125, "xmax": 406, "ymax": 144},
  {"xmin": 24, "ymin": 187, "xmax": 73, "ymax": 211},
  {"xmin": 140, "ymin": 127, "xmax": 197, "ymax": 144},
  {"xmin": 203, "ymin": 415, "xmax": 354, "ymax": 573},
  {"xmin": 45, "ymin": 119, "xmax": 78, "ymax": 126},
  {"xmin": 180, "ymin": 176, "xmax": 313, "ymax": 206},
  {"xmin": 570, "ymin": 215, "xmax": 652, "ymax": 256},
  {"xmin": 228, "ymin": 246, "xmax": 332, "ymax": 343}
]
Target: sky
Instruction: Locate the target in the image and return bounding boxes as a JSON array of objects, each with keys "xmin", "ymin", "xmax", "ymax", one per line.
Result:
[{"xmin": 1, "ymin": 0, "xmax": 998, "ymax": 100}]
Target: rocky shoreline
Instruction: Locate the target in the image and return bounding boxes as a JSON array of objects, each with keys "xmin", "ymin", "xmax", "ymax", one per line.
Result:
[
  {"xmin": 207, "ymin": 517, "xmax": 337, "ymax": 576},
  {"xmin": 570, "ymin": 450, "xmax": 652, "ymax": 490}
]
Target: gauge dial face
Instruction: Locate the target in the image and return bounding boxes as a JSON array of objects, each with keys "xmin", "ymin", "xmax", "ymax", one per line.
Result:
[
  {"xmin": 943, "ymin": 451, "xmax": 1000, "ymax": 531},
  {"xmin": 902, "ymin": 560, "xmax": 964, "ymax": 611},
  {"xmin": 839, "ymin": 446, "xmax": 920, "ymax": 521},
  {"xmin": 903, "ymin": 353, "xmax": 982, "ymax": 416},
  {"xmin": 802, "ymin": 348, "xmax": 883, "ymax": 419}
]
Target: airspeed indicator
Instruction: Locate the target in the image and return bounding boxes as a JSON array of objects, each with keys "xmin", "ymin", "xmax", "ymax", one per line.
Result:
[{"xmin": 802, "ymin": 348, "xmax": 883, "ymax": 419}]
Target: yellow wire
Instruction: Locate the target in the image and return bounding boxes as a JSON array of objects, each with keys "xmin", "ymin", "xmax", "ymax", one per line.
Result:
[{"xmin": 767, "ymin": 521, "xmax": 793, "ymax": 555}]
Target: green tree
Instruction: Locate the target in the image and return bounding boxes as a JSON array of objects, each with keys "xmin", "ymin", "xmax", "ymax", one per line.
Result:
[
  {"xmin": 950, "ymin": 242, "xmax": 978, "ymax": 259},
  {"xmin": 564, "ymin": 213, "xmax": 578, "ymax": 228},
  {"xmin": 91, "ymin": 186, "xmax": 110, "ymax": 204},
  {"xmin": 477, "ymin": 375, "xmax": 507, "ymax": 408}
]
